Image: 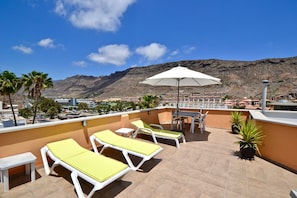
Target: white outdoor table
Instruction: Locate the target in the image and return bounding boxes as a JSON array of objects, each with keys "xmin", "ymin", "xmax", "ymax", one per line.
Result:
[
  {"xmin": 0, "ymin": 152, "xmax": 36, "ymax": 192},
  {"xmin": 174, "ymin": 111, "xmax": 201, "ymax": 133},
  {"xmin": 115, "ymin": 128, "xmax": 134, "ymax": 137}
]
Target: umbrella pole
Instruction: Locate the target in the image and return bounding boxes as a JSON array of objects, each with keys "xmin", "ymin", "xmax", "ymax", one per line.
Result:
[
  {"xmin": 175, "ymin": 79, "xmax": 182, "ymax": 131},
  {"xmin": 177, "ymin": 79, "xmax": 180, "ymax": 115}
]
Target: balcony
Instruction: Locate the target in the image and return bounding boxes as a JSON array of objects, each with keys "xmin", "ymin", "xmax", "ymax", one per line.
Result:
[{"xmin": 0, "ymin": 108, "xmax": 297, "ymax": 197}]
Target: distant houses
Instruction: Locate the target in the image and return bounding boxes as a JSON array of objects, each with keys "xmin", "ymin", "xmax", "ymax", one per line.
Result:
[
  {"xmin": 54, "ymin": 98, "xmax": 96, "ymax": 110},
  {"xmin": 0, "ymin": 92, "xmax": 296, "ymax": 128}
]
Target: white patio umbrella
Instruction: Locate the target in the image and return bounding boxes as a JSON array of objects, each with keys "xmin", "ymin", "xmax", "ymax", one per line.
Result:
[{"xmin": 140, "ymin": 65, "xmax": 221, "ymax": 111}]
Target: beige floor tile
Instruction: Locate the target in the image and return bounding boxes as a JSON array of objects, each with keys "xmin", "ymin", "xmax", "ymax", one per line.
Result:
[
  {"xmin": 226, "ymin": 178, "xmax": 248, "ymax": 196},
  {"xmin": 201, "ymin": 183, "xmax": 225, "ymax": 198},
  {"xmin": 1, "ymin": 127, "xmax": 296, "ymax": 198}
]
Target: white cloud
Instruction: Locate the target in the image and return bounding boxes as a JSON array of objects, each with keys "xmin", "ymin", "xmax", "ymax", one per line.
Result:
[
  {"xmin": 12, "ymin": 45, "xmax": 33, "ymax": 54},
  {"xmin": 54, "ymin": 0, "xmax": 66, "ymax": 16},
  {"xmin": 54, "ymin": 0, "xmax": 136, "ymax": 31},
  {"xmin": 136, "ymin": 43, "xmax": 167, "ymax": 61},
  {"xmin": 88, "ymin": 44, "xmax": 131, "ymax": 66},
  {"xmin": 73, "ymin": 61, "xmax": 87, "ymax": 68},
  {"xmin": 183, "ymin": 46, "xmax": 196, "ymax": 54},
  {"xmin": 38, "ymin": 38, "xmax": 56, "ymax": 48},
  {"xmin": 170, "ymin": 50, "xmax": 179, "ymax": 56}
]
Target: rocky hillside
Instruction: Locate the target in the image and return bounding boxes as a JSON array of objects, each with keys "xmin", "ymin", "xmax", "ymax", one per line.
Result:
[{"xmin": 44, "ymin": 57, "xmax": 297, "ymax": 100}]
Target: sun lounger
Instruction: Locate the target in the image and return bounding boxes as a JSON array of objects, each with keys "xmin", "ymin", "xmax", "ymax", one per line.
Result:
[
  {"xmin": 131, "ymin": 120, "xmax": 186, "ymax": 148},
  {"xmin": 40, "ymin": 138, "xmax": 131, "ymax": 198},
  {"xmin": 90, "ymin": 130, "xmax": 163, "ymax": 171}
]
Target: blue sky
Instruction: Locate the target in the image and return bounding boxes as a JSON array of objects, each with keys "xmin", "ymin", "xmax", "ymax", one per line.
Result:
[{"xmin": 1, "ymin": 0, "xmax": 297, "ymax": 80}]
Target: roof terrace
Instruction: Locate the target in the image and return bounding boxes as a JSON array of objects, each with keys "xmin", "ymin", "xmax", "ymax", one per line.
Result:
[{"xmin": 0, "ymin": 108, "xmax": 296, "ymax": 197}]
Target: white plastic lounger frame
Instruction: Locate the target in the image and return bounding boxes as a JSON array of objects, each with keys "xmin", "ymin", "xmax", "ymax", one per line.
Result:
[
  {"xmin": 41, "ymin": 141, "xmax": 130, "ymax": 198},
  {"xmin": 131, "ymin": 120, "xmax": 186, "ymax": 148},
  {"xmin": 90, "ymin": 130, "xmax": 163, "ymax": 171},
  {"xmin": 134, "ymin": 125, "xmax": 185, "ymax": 148}
]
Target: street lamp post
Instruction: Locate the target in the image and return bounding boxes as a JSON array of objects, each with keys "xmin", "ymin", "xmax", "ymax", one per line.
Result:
[{"xmin": 262, "ymin": 80, "xmax": 269, "ymax": 114}]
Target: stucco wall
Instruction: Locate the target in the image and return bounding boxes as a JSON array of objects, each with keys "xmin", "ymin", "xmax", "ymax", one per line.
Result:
[
  {"xmin": 256, "ymin": 120, "xmax": 297, "ymax": 172},
  {"xmin": 0, "ymin": 108, "xmax": 247, "ymax": 174}
]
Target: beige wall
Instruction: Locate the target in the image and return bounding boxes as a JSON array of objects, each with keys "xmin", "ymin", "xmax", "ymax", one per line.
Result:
[
  {"xmin": 256, "ymin": 120, "xmax": 297, "ymax": 171},
  {"xmin": 201, "ymin": 109, "xmax": 249, "ymax": 129},
  {"xmin": 0, "ymin": 114, "xmax": 126, "ymax": 168},
  {"xmin": 153, "ymin": 108, "xmax": 249, "ymax": 130},
  {"xmin": 1, "ymin": 108, "xmax": 235, "ymax": 167}
]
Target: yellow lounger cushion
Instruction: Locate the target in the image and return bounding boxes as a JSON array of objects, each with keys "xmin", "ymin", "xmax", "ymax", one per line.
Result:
[
  {"xmin": 47, "ymin": 139, "xmax": 87, "ymax": 159},
  {"xmin": 132, "ymin": 120, "xmax": 182, "ymax": 138},
  {"xmin": 146, "ymin": 126, "xmax": 182, "ymax": 138},
  {"xmin": 131, "ymin": 120, "xmax": 146, "ymax": 129},
  {"xmin": 66, "ymin": 151, "xmax": 128, "ymax": 182},
  {"xmin": 47, "ymin": 139, "xmax": 128, "ymax": 182},
  {"xmin": 94, "ymin": 130, "xmax": 161, "ymax": 156}
]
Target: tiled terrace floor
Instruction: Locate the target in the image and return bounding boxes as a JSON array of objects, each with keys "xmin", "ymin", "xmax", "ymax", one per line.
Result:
[{"xmin": 1, "ymin": 126, "xmax": 297, "ymax": 198}]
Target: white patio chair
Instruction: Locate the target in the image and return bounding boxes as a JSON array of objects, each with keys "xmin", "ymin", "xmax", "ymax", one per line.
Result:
[{"xmin": 193, "ymin": 111, "xmax": 208, "ymax": 134}]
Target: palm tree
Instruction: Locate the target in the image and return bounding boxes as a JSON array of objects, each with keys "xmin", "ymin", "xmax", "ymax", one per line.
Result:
[
  {"xmin": 22, "ymin": 71, "xmax": 53, "ymax": 124},
  {"xmin": 0, "ymin": 71, "xmax": 22, "ymax": 126},
  {"xmin": 139, "ymin": 95, "xmax": 160, "ymax": 109}
]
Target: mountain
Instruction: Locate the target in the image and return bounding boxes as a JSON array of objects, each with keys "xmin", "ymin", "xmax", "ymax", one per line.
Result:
[{"xmin": 44, "ymin": 57, "xmax": 297, "ymax": 100}]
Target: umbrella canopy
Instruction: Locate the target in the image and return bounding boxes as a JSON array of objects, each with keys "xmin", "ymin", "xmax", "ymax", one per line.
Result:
[{"xmin": 140, "ymin": 65, "xmax": 221, "ymax": 110}]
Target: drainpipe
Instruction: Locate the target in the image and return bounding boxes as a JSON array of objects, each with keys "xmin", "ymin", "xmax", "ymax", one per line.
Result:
[{"xmin": 262, "ymin": 80, "xmax": 269, "ymax": 114}]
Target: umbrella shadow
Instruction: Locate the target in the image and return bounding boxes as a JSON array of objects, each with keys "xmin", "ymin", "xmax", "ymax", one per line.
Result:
[{"xmin": 184, "ymin": 130, "xmax": 211, "ymax": 142}]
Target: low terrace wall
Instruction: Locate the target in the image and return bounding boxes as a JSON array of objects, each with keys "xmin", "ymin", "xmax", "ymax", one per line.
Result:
[
  {"xmin": 251, "ymin": 110, "xmax": 297, "ymax": 172},
  {"xmin": 0, "ymin": 108, "xmax": 245, "ymax": 174},
  {"xmin": 2, "ymin": 108, "xmax": 296, "ymax": 175}
]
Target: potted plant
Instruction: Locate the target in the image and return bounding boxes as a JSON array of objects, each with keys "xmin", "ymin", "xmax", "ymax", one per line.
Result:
[
  {"xmin": 230, "ymin": 111, "xmax": 243, "ymax": 134},
  {"xmin": 236, "ymin": 120, "xmax": 264, "ymax": 159}
]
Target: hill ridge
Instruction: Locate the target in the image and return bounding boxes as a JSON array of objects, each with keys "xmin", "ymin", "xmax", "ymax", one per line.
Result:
[{"xmin": 44, "ymin": 56, "xmax": 297, "ymax": 100}]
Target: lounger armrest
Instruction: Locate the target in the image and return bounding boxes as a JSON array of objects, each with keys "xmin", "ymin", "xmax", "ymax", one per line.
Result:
[
  {"xmin": 135, "ymin": 127, "xmax": 158, "ymax": 144},
  {"xmin": 133, "ymin": 127, "xmax": 154, "ymax": 137},
  {"xmin": 149, "ymin": 124, "xmax": 164, "ymax": 130},
  {"xmin": 138, "ymin": 127, "xmax": 154, "ymax": 134}
]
